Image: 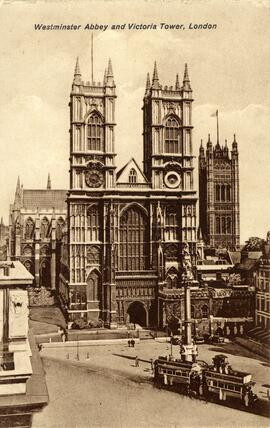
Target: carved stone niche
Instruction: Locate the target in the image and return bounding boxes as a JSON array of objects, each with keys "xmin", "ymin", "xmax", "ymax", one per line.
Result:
[
  {"xmin": 86, "ymin": 246, "xmax": 100, "ymax": 265},
  {"xmin": 165, "ymin": 244, "xmax": 178, "ymax": 261},
  {"xmin": 22, "ymin": 245, "xmax": 33, "ymax": 257}
]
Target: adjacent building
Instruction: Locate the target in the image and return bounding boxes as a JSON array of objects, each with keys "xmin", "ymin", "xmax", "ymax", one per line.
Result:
[
  {"xmin": 8, "ymin": 176, "xmax": 67, "ymax": 290},
  {"xmin": 198, "ymin": 131, "xmax": 240, "ymax": 251},
  {"xmin": 254, "ymin": 232, "xmax": 270, "ymax": 333},
  {"xmin": 0, "ymin": 261, "xmax": 48, "ymax": 427}
]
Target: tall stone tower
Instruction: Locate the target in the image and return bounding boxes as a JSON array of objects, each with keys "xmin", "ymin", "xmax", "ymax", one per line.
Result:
[
  {"xmin": 142, "ymin": 63, "xmax": 197, "ymax": 261},
  {"xmin": 198, "ymin": 132, "xmax": 240, "ymax": 250},
  {"xmin": 67, "ymin": 57, "xmax": 117, "ymax": 325}
]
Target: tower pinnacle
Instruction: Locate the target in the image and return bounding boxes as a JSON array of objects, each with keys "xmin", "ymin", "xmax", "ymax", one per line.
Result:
[
  {"xmin": 103, "ymin": 68, "xmax": 107, "ymax": 85},
  {"xmin": 105, "ymin": 58, "xmax": 115, "ymax": 87},
  {"xmin": 73, "ymin": 57, "xmax": 82, "ymax": 84},
  {"xmin": 232, "ymin": 133, "xmax": 238, "ymax": 151},
  {"xmin": 152, "ymin": 61, "xmax": 159, "ymax": 88},
  {"xmin": 14, "ymin": 176, "xmax": 22, "ymax": 208},
  {"xmin": 107, "ymin": 58, "xmax": 113, "ymax": 78},
  {"xmin": 183, "ymin": 63, "xmax": 191, "ymax": 91},
  {"xmin": 47, "ymin": 173, "xmax": 51, "ymax": 190},
  {"xmin": 145, "ymin": 72, "xmax": 151, "ymax": 94},
  {"xmin": 199, "ymin": 139, "xmax": 205, "ymax": 156},
  {"xmin": 175, "ymin": 73, "xmax": 180, "ymax": 90}
]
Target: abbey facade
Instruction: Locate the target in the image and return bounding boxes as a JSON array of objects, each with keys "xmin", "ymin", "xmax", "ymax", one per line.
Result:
[{"xmin": 59, "ymin": 59, "xmax": 197, "ymax": 327}]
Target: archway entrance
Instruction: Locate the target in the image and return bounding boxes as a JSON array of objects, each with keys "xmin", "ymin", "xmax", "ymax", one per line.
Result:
[{"xmin": 127, "ymin": 301, "xmax": 146, "ymax": 327}]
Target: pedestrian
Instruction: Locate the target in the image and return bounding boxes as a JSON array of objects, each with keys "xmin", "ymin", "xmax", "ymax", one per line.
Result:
[
  {"xmin": 131, "ymin": 339, "xmax": 135, "ymax": 348},
  {"xmin": 150, "ymin": 358, "xmax": 153, "ymax": 371},
  {"xmin": 128, "ymin": 340, "xmax": 131, "ymax": 347},
  {"xmin": 135, "ymin": 356, "xmax": 139, "ymax": 367}
]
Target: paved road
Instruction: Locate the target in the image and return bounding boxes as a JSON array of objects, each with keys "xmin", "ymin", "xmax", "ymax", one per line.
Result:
[{"xmin": 32, "ymin": 341, "xmax": 270, "ymax": 428}]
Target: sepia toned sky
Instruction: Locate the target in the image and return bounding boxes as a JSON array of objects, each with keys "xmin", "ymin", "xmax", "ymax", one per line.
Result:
[{"xmin": 0, "ymin": 0, "xmax": 269, "ymax": 243}]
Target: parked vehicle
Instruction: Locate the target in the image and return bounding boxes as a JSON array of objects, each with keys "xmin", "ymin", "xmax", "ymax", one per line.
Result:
[{"xmin": 153, "ymin": 353, "xmax": 258, "ymax": 408}]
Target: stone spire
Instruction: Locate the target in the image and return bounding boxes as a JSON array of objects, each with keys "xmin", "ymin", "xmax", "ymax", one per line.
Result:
[
  {"xmin": 103, "ymin": 68, "xmax": 107, "ymax": 86},
  {"xmin": 145, "ymin": 72, "xmax": 151, "ymax": 95},
  {"xmin": 152, "ymin": 61, "xmax": 159, "ymax": 89},
  {"xmin": 73, "ymin": 57, "xmax": 82, "ymax": 84},
  {"xmin": 199, "ymin": 139, "xmax": 205, "ymax": 156},
  {"xmin": 232, "ymin": 133, "xmax": 238, "ymax": 151},
  {"xmin": 183, "ymin": 63, "xmax": 191, "ymax": 91},
  {"xmin": 223, "ymin": 139, "xmax": 229, "ymax": 157},
  {"xmin": 47, "ymin": 173, "xmax": 51, "ymax": 190},
  {"xmin": 14, "ymin": 176, "xmax": 22, "ymax": 208},
  {"xmin": 105, "ymin": 58, "xmax": 115, "ymax": 87},
  {"xmin": 107, "ymin": 58, "xmax": 113, "ymax": 77},
  {"xmin": 206, "ymin": 133, "xmax": 213, "ymax": 151},
  {"xmin": 175, "ymin": 73, "xmax": 180, "ymax": 90}
]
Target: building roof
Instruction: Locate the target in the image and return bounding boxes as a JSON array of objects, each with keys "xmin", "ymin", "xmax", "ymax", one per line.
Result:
[
  {"xmin": 22, "ymin": 190, "xmax": 67, "ymax": 211},
  {"xmin": 236, "ymin": 258, "xmax": 258, "ymax": 271},
  {"xmin": 116, "ymin": 158, "xmax": 148, "ymax": 183},
  {"xmin": 228, "ymin": 251, "xmax": 241, "ymax": 265},
  {"xmin": 246, "ymin": 251, "xmax": 262, "ymax": 260},
  {"xmin": 0, "ymin": 261, "xmax": 33, "ymax": 285}
]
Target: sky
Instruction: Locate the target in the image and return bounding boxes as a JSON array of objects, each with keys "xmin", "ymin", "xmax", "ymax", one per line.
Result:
[{"xmin": 0, "ymin": 0, "xmax": 269, "ymax": 243}]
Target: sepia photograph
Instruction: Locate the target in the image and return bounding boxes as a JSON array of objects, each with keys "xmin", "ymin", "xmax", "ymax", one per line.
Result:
[{"xmin": 0, "ymin": 0, "xmax": 269, "ymax": 427}]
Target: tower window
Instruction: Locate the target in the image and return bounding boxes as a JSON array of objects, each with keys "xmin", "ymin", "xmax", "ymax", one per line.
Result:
[
  {"xmin": 87, "ymin": 205, "xmax": 100, "ymax": 241},
  {"xmin": 87, "ymin": 113, "xmax": 103, "ymax": 151},
  {"xmin": 129, "ymin": 168, "xmax": 137, "ymax": 184},
  {"xmin": 165, "ymin": 209, "xmax": 178, "ymax": 241},
  {"xmin": 216, "ymin": 217, "xmax": 221, "ymax": 234},
  {"xmin": 164, "ymin": 116, "xmax": 180, "ymax": 154},
  {"xmin": 227, "ymin": 217, "xmax": 231, "ymax": 234},
  {"xmin": 226, "ymin": 185, "xmax": 231, "ymax": 202},
  {"xmin": 215, "ymin": 184, "xmax": 220, "ymax": 202}
]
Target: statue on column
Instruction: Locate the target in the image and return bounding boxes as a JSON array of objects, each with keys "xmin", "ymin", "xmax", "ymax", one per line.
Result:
[{"xmin": 182, "ymin": 242, "xmax": 194, "ymax": 282}]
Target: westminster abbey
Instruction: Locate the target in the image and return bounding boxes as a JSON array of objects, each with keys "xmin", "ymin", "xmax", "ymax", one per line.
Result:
[
  {"xmin": 57, "ymin": 58, "xmax": 197, "ymax": 327},
  {"xmin": 9, "ymin": 56, "xmax": 242, "ymax": 330}
]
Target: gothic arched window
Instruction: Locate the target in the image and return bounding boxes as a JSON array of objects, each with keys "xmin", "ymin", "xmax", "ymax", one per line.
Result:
[
  {"xmin": 227, "ymin": 217, "xmax": 231, "ymax": 234},
  {"xmin": 40, "ymin": 217, "xmax": 49, "ymax": 239},
  {"xmin": 119, "ymin": 207, "xmax": 148, "ymax": 271},
  {"xmin": 56, "ymin": 218, "xmax": 65, "ymax": 240},
  {"xmin": 129, "ymin": 168, "xmax": 137, "ymax": 184},
  {"xmin": 87, "ymin": 113, "xmax": 103, "ymax": 151},
  {"xmin": 165, "ymin": 209, "xmax": 178, "ymax": 241},
  {"xmin": 87, "ymin": 206, "xmax": 100, "ymax": 241},
  {"xmin": 164, "ymin": 116, "xmax": 180, "ymax": 153},
  {"xmin": 201, "ymin": 304, "xmax": 209, "ymax": 318},
  {"xmin": 226, "ymin": 185, "xmax": 231, "ymax": 202},
  {"xmin": 25, "ymin": 217, "xmax": 35, "ymax": 239},
  {"xmin": 222, "ymin": 217, "xmax": 226, "ymax": 234},
  {"xmin": 216, "ymin": 217, "xmax": 220, "ymax": 234},
  {"xmin": 24, "ymin": 260, "xmax": 34, "ymax": 275},
  {"xmin": 87, "ymin": 246, "xmax": 100, "ymax": 264},
  {"xmin": 215, "ymin": 184, "xmax": 220, "ymax": 202},
  {"xmin": 221, "ymin": 185, "xmax": 226, "ymax": 202}
]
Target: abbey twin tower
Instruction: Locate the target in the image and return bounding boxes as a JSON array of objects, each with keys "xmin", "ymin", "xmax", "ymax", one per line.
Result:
[{"xmin": 9, "ymin": 56, "xmax": 240, "ymax": 328}]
